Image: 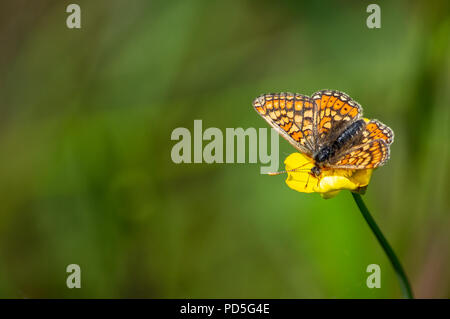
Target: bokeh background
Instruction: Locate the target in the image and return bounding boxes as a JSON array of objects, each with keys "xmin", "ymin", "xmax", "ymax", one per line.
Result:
[{"xmin": 0, "ymin": 0, "xmax": 448, "ymax": 298}]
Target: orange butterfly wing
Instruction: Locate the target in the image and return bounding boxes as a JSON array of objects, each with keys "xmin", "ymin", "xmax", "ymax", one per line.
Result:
[
  {"xmin": 253, "ymin": 92, "xmax": 317, "ymax": 155},
  {"xmin": 311, "ymin": 90, "xmax": 362, "ymax": 143},
  {"xmin": 331, "ymin": 120, "xmax": 394, "ymax": 169}
]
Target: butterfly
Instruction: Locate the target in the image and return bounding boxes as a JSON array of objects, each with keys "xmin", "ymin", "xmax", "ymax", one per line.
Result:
[{"xmin": 252, "ymin": 90, "xmax": 394, "ymax": 176}]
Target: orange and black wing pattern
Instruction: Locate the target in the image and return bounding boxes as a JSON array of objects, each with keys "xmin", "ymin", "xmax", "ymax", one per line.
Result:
[
  {"xmin": 331, "ymin": 139, "xmax": 390, "ymax": 169},
  {"xmin": 330, "ymin": 119, "xmax": 394, "ymax": 169},
  {"xmin": 361, "ymin": 119, "xmax": 394, "ymax": 146},
  {"xmin": 311, "ymin": 90, "xmax": 362, "ymax": 143},
  {"xmin": 253, "ymin": 92, "xmax": 317, "ymax": 155}
]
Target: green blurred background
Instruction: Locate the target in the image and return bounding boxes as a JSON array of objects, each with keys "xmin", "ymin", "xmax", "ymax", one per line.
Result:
[{"xmin": 0, "ymin": 0, "xmax": 448, "ymax": 298}]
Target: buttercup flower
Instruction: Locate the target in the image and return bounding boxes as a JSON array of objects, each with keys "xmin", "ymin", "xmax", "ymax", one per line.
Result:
[{"xmin": 284, "ymin": 152, "xmax": 373, "ymax": 199}]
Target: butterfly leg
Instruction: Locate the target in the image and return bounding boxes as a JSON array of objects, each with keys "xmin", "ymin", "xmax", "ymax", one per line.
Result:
[{"xmin": 305, "ymin": 173, "xmax": 311, "ymax": 188}]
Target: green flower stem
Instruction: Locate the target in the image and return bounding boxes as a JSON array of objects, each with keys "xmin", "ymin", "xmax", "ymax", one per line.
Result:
[{"xmin": 351, "ymin": 192, "xmax": 413, "ymax": 299}]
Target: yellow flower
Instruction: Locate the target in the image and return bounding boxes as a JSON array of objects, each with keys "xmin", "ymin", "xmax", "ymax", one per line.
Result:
[{"xmin": 284, "ymin": 152, "xmax": 373, "ymax": 199}]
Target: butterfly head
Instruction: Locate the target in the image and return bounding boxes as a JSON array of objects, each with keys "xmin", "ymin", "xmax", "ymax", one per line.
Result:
[{"xmin": 311, "ymin": 165, "xmax": 321, "ymax": 177}]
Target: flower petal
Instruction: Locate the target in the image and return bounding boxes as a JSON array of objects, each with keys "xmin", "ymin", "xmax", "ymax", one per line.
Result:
[{"xmin": 283, "ymin": 152, "xmax": 374, "ymax": 198}]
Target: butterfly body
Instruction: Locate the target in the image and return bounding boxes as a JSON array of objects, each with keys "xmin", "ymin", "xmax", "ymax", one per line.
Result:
[
  {"xmin": 311, "ymin": 118, "xmax": 367, "ymax": 176},
  {"xmin": 253, "ymin": 90, "xmax": 394, "ymax": 174},
  {"xmin": 315, "ymin": 119, "xmax": 366, "ymax": 162}
]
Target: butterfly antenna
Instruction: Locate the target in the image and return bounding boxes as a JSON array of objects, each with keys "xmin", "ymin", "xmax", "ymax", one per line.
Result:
[
  {"xmin": 267, "ymin": 168, "xmax": 299, "ymax": 176},
  {"xmin": 266, "ymin": 161, "xmax": 311, "ymax": 176}
]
